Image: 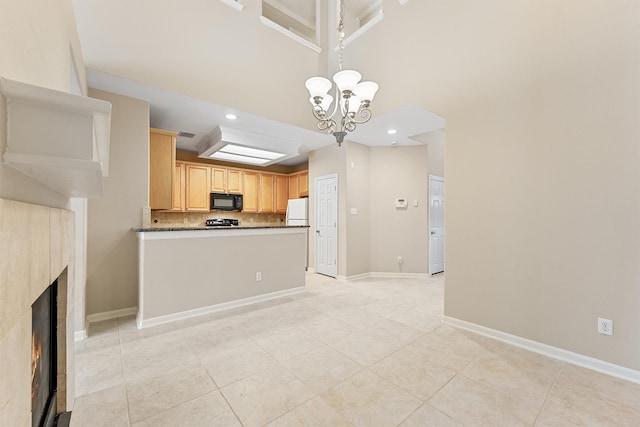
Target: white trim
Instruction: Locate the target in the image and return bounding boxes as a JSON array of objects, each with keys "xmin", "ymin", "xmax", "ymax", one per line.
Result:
[
  {"xmin": 138, "ymin": 233, "xmax": 145, "ymax": 326},
  {"xmin": 137, "ymin": 286, "xmax": 306, "ymax": 329},
  {"xmin": 428, "ymin": 174, "xmax": 445, "ymax": 275},
  {"xmin": 219, "ymin": 0, "xmax": 244, "ymax": 12},
  {"xmin": 262, "ymin": 0, "xmax": 316, "ymax": 30},
  {"xmin": 259, "ymin": 17, "xmax": 322, "ymax": 53},
  {"xmin": 443, "ymin": 316, "xmax": 640, "ymax": 385},
  {"xmin": 86, "ymin": 307, "xmax": 137, "ymax": 324},
  {"xmin": 136, "ymin": 227, "xmax": 308, "ymax": 240},
  {"xmin": 333, "ymin": 12, "xmax": 384, "ymax": 52},
  {"xmin": 74, "ymin": 330, "xmax": 87, "ymax": 342}
]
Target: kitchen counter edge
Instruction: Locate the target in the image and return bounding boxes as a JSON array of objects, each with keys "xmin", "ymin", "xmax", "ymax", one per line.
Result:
[{"xmin": 132, "ymin": 225, "xmax": 309, "ymax": 232}]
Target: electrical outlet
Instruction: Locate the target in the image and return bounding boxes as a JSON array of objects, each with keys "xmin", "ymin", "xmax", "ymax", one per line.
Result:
[
  {"xmin": 183, "ymin": 218, "xmax": 188, "ymax": 224},
  {"xmin": 255, "ymin": 272, "xmax": 262, "ymax": 282},
  {"xmin": 597, "ymin": 317, "xmax": 613, "ymax": 336}
]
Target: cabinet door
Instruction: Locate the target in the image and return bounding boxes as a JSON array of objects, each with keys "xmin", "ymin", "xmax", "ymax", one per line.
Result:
[
  {"xmin": 171, "ymin": 162, "xmax": 185, "ymax": 211},
  {"xmin": 227, "ymin": 169, "xmax": 243, "ymax": 193},
  {"xmin": 211, "ymin": 167, "xmax": 226, "ymax": 193},
  {"xmin": 275, "ymin": 175, "xmax": 289, "ymax": 213},
  {"xmin": 288, "ymin": 174, "xmax": 299, "ymax": 199},
  {"xmin": 259, "ymin": 173, "xmax": 275, "ymax": 213},
  {"xmin": 149, "ymin": 129, "xmax": 176, "ymax": 209},
  {"xmin": 298, "ymin": 171, "xmax": 309, "ymax": 197},
  {"xmin": 242, "ymin": 172, "xmax": 259, "ymax": 212},
  {"xmin": 185, "ymin": 164, "xmax": 211, "ymax": 211}
]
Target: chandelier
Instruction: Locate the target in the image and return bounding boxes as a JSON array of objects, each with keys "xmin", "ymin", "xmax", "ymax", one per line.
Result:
[{"xmin": 305, "ymin": 0, "xmax": 379, "ymax": 146}]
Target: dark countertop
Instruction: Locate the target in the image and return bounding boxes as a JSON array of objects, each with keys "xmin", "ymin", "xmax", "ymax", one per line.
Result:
[{"xmin": 133, "ymin": 225, "xmax": 309, "ymax": 232}]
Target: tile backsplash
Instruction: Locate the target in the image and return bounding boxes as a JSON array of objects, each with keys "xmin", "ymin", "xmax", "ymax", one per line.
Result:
[{"xmin": 151, "ymin": 211, "xmax": 286, "ymax": 227}]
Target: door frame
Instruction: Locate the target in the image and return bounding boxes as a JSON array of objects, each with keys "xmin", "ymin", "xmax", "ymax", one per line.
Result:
[
  {"xmin": 314, "ymin": 173, "xmax": 338, "ymax": 278},
  {"xmin": 428, "ymin": 174, "xmax": 445, "ymax": 275}
]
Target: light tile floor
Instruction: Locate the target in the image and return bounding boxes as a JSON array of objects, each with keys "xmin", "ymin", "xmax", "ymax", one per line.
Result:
[{"xmin": 71, "ymin": 274, "xmax": 640, "ymax": 426}]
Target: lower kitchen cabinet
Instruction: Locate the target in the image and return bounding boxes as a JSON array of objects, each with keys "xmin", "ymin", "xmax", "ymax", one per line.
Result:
[{"xmin": 185, "ymin": 164, "xmax": 211, "ymax": 211}]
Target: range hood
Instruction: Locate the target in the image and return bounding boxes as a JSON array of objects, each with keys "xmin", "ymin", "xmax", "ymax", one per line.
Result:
[{"xmin": 1, "ymin": 77, "xmax": 111, "ymax": 198}]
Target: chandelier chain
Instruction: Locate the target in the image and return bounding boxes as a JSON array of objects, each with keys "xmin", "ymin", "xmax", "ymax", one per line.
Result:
[{"xmin": 337, "ymin": 0, "xmax": 345, "ymax": 71}]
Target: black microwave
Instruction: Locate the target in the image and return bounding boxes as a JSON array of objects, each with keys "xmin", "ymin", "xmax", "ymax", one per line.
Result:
[{"xmin": 211, "ymin": 193, "xmax": 243, "ymax": 211}]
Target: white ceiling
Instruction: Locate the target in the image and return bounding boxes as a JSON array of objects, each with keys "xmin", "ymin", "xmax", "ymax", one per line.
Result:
[{"xmin": 75, "ymin": 0, "xmax": 445, "ymax": 167}]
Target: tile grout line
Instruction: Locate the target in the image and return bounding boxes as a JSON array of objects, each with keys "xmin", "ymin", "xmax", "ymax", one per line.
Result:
[{"xmin": 532, "ymin": 362, "xmax": 565, "ymax": 426}]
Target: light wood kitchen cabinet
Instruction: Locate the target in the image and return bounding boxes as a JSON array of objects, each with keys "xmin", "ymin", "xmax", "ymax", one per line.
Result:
[
  {"xmin": 242, "ymin": 171, "xmax": 259, "ymax": 212},
  {"xmin": 211, "ymin": 166, "xmax": 243, "ymax": 194},
  {"xmin": 287, "ymin": 170, "xmax": 309, "ymax": 199},
  {"xmin": 275, "ymin": 175, "xmax": 288, "ymax": 213},
  {"xmin": 298, "ymin": 171, "xmax": 309, "ymax": 197},
  {"xmin": 259, "ymin": 173, "xmax": 275, "ymax": 213},
  {"xmin": 171, "ymin": 162, "xmax": 185, "ymax": 211},
  {"xmin": 288, "ymin": 174, "xmax": 299, "ymax": 199},
  {"xmin": 149, "ymin": 128, "xmax": 176, "ymax": 209},
  {"xmin": 185, "ymin": 164, "xmax": 211, "ymax": 211},
  {"xmin": 227, "ymin": 169, "xmax": 243, "ymax": 193},
  {"xmin": 211, "ymin": 167, "xmax": 226, "ymax": 193}
]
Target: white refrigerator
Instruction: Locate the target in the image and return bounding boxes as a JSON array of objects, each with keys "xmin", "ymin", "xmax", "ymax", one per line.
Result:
[{"xmin": 286, "ymin": 198, "xmax": 309, "ymax": 269}]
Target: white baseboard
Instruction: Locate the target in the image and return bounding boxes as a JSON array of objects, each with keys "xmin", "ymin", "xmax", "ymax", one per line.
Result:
[
  {"xmin": 137, "ymin": 286, "xmax": 306, "ymax": 329},
  {"xmin": 74, "ymin": 329, "xmax": 87, "ymax": 342},
  {"xmin": 443, "ymin": 316, "xmax": 640, "ymax": 385},
  {"xmin": 86, "ymin": 307, "xmax": 138, "ymax": 324}
]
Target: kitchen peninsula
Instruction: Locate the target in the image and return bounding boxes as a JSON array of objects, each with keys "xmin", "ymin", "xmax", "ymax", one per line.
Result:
[{"xmin": 135, "ymin": 225, "xmax": 308, "ymax": 328}]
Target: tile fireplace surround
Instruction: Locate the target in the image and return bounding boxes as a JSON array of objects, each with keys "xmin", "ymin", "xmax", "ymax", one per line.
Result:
[{"xmin": 0, "ymin": 198, "xmax": 75, "ymax": 425}]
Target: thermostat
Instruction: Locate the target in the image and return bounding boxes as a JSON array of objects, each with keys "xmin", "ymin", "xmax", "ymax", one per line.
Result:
[{"xmin": 395, "ymin": 198, "xmax": 408, "ymax": 208}]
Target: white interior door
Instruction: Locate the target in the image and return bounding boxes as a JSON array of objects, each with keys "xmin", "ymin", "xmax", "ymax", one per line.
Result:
[
  {"xmin": 315, "ymin": 174, "xmax": 338, "ymax": 277},
  {"xmin": 429, "ymin": 175, "xmax": 445, "ymax": 275}
]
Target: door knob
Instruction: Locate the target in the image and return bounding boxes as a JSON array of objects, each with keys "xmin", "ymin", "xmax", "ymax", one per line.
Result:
[
  {"xmin": 430, "ymin": 231, "xmax": 435, "ymax": 235},
  {"xmin": 316, "ymin": 230, "xmax": 320, "ymax": 234}
]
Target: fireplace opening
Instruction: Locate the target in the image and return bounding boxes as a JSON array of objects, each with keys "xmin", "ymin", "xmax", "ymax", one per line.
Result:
[{"xmin": 31, "ymin": 280, "xmax": 57, "ymax": 427}]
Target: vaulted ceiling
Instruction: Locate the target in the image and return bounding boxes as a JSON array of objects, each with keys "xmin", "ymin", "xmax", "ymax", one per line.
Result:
[{"xmin": 72, "ymin": 0, "xmax": 444, "ymax": 165}]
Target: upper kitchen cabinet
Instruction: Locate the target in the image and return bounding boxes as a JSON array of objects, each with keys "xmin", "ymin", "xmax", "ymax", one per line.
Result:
[
  {"xmin": 185, "ymin": 164, "xmax": 211, "ymax": 211},
  {"xmin": 259, "ymin": 173, "xmax": 275, "ymax": 213},
  {"xmin": 275, "ymin": 175, "xmax": 288, "ymax": 214},
  {"xmin": 171, "ymin": 162, "xmax": 185, "ymax": 212},
  {"xmin": 288, "ymin": 173, "xmax": 299, "ymax": 199},
  {"xmin": 211, "ymin": 167, "xmax": 226, "ymax": 193},
  {"xmin": 211, "ymin": 166, "xmax": 243, "ymax": 194},
  {"xmin": 149, "ymin": 128, "xmax": 177, "ymax": 210},
  {"xmin": 287, "ymin": 170, "xmax": 309, "ymax": 199},
  {"xmin": 298, "ymin": 171, "xmax": 309, "ymax": 197},
  {"xmin": 242, "ymin": 171, "xmax": 259, "ymax": 213},
  {"xmin": 227, "ymin": 168, "xmax": 243, "ymax": 193}
]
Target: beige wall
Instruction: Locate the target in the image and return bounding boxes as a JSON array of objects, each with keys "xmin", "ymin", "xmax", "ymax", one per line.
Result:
[
  {"xmin": 0, "ymin": 0, "xmax": 87, "ymax": 209},
  {"xmin": 86, "ymin": 89, "xmax": 149, "ymax": 316},
  {"xmin": 309, "ymin": 141, "xmax": 440, "ymax": 278},
  {"xmin": 369, "ymin": 145, "xmax": 430, "ymax": 274},
  {"xmin": 345, "ymin": 142, "xmax": 371, "ymax": 276},
  {"xmin": 308, "ymin": 143, "xmax": 348, "ymax": 276},
  {"xmin": 351, "ymin": 0, "xmax": 640, "ymax": 370}
]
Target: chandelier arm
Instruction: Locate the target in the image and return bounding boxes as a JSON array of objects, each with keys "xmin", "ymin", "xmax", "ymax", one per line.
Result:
[{"xmin": 350, "ymin": 107, "xmax": 373, "ymax": 125}]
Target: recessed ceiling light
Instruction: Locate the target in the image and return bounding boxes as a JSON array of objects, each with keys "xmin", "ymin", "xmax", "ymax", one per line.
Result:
[
  {"xmin": 387, "ymin": 129, "xmax": 398, "ymax": 135},
  {"xmin": 225, "ymin": 113, "xmax": 238, "ymax": 120}
]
